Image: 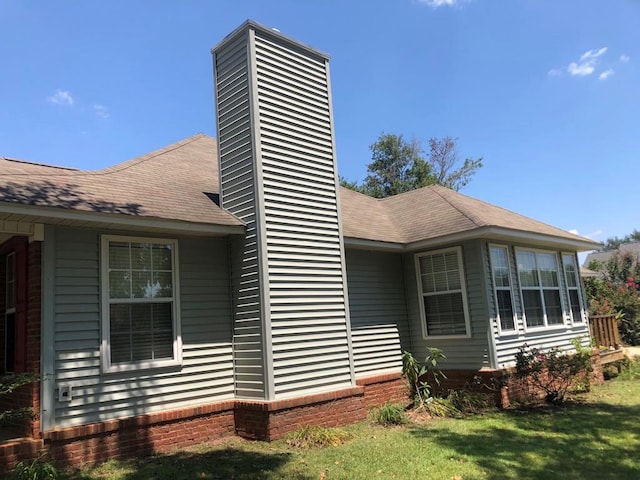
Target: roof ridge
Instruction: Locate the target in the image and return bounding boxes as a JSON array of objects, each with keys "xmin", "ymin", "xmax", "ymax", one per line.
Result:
[
  {"xmin": 1, "ymin": 133, "xmax": 210, "ymax": 178},
  {"xmin": 0, "ymin": 157, "xmax": 79, "ymax": 173},
  {"xmin": 86, "ymin": 133, "xmax": 210, "ymax": 176},
  {"xmin": 429, "ymin": 186, "xmax": 482, "ymax": 228}
]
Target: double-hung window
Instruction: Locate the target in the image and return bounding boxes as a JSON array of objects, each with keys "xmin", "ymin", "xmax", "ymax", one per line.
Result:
[
  {"xmin": 415, "ymin": 247, "xmax": 470, "ymax": 337},
  {"xmin": 101, "ymin": 236, "xmax": 181, "ymax": 372},
  {"xmin": 562, "ymin": 253, "xmax": 584, "ymax": 323},
  {"xmin": 489, "ymin": 246, "xmax": 516, "ymax": 332},
  {"xmin": 516, "ymin": 249, "xmax": 564, "ymax": 328}
]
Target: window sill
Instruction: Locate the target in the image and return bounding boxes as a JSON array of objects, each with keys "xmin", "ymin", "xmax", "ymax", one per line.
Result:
[
  {"xmin": 102, "ymin": 358, "xmax": 182, "ymax": 375},
  {"xmin": 423, "ymin": 333, "xmax": 472, "ymax": 340},
  {"xmin": 523, "ymin": 323, "xmax": 568, "ymax": 334}
]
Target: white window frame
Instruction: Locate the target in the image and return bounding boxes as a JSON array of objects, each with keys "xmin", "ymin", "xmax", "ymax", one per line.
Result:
[
  {"xmin": 488, "ymin": 244, "xmax": 517, "ymax": 335},
  {"xmin": 562, "ymin": 252, "xmax": 586, "ymax": 324},
  {"xmin": 515, "ymin": 247, "xmax": 566, "ymax": 332},
  {"xmin": 414, "ymin": 246, "xmax": 471, "ymax": 339},
  {"xmin": 100, "ymin": 235, "xmax": 182, "ymax": 373}
]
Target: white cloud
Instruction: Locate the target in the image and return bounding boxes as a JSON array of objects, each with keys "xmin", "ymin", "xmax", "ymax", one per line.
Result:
[
  {"xmin": 620, "ymin": 54, "xmax": 630, "ymax": 63},
  {"xmin": 93, "ymin": 104, "xmax": 110, "ymax": 119},
  {"xmin": 549, "ymin": 47, "xmax": 610, "ymax": 79},
  {"xmin": 567, "ymin": 62, "xmax": 595, "ymax": 76},
  {"xmin": 599, "ymin": 69, "xmax": 614, "ymax": 80},
  {"xmin": 47, "ymin": 89, "xmax": 74, "ymax": 106},
  {"xmin": 579, "ymin": 47, "xmax": 607, "ymax": 62},
  {"xmin": 418, "ymin": 0, "xmax": 459, "ymax": 8},
  {"xmin": 567, "ymin": 47, "xmax": 607, "ymax": 77}
]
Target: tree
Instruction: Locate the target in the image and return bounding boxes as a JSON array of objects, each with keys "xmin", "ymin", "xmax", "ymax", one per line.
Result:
[
  {"xmin": 601, "ymin": 229, "xmax": 640, "ymax": 251},
  {"xmin": 340, "ymin": 133, "xmax": 482, "ymax": 198}
]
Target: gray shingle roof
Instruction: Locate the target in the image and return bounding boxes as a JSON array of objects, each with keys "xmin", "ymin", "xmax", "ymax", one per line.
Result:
[
  {"xmin": 1, "ymin": 134, "xmax": 598, "ymax": 249},
  {"xmin": 0, "ymin": 134, "xmax": 242, "ymax": 228}
]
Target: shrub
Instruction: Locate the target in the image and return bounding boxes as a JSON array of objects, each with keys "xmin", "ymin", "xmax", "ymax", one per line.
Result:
[
  {"xmin": 10, "ymin": 457, "xmax": 58, "ymax": 480},
  {"xmin": 369, "ymin": 402, "xmax": 407, "ymax": 426},
  {"xmin": 585, "ymin": 251, "xmax": 640, "ymax": 346},
  {"xmin": 1, "ymin": 373, "xmax": 39, "ymax": 427},
  {"xmin": 401, "ymin": 348, "xmax": 446, "ymax": 407},
  {"xmin": 618, "ymin": 357, "xmax": 640, "ymax": 381},
  {"xmin": 285, "ymin": 426, "xmax": 350, "ymax": 448},
  {"xmin": 446, "ymin": 389, "xmax": 493, "ymax": 414},
  {"xmin": 514, "ymin": 342, "xmax": 593, "ymax": 404}
]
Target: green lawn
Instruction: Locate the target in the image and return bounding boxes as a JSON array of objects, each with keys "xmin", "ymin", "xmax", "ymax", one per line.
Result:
[{"xmin": 65, "ymin": 372, "xmax": 640, "ymax": 480}]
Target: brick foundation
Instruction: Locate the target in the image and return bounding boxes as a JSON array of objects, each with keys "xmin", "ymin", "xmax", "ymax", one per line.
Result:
[
  {"xmin": 235, "ymin": 386, "xmax": 366, "ymax": 441},
  {"xmin": 1, "ymin": 372, "xmax": 406, "ymax": 472}
]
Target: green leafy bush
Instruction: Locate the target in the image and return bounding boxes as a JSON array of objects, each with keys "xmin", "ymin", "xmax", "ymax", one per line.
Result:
[
  {"xmin": 10, "ymin": 457, "xmax": 58, "ymax": 480},
  {"xmin": 585, "ymin": 251, "xmax": 640, "ymax": 345},
  {"xmin": 0, "ymin": 373, "xmax": 38, "ymax": 427},
  {"xmin": 514, "ymin": 342, "xmax": 592, "ymax": 404},
  {"xmin": 401, "ymin": 348, "xmax": 446, "ymax": 407},
  {"xmin": 369, "ymin": 402, "xmax": 407, "ymax": 426}
]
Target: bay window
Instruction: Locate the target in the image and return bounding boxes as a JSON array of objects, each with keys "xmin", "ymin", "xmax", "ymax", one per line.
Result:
[
  {"xmin": 516, "ymin": 249, "xmax": 564, "ymax": 328},
  {"xmin": 562, "ymin": 253, "xmax": 585, "ymax": 323},
  {"xmin": 489, "ymin": 246, "xmax": 516, "ymax": 332}
]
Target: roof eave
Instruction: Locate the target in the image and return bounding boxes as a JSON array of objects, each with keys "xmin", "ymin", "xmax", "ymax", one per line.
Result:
[
  {"xmin": 344, "ymin": 226, "xmax": 601, "ymax": 253},
  {"xmin": 0, "ymin": 202, "xmax": 245, "ymax": 237}
]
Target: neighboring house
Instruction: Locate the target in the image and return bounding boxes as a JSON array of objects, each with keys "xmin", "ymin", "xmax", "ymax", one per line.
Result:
[
  {"xmin": 0, "ymin": 20, "xmax": 599, "ymax": 468},
  {"xmin": 583, "ymin": 241, "xmax": 640, "ymax": 270}
]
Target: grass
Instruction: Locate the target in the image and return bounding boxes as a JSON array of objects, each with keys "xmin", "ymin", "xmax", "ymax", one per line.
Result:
[{"xmin": 62, "ymin": 369, "xmax": 640, "ymax": 480}]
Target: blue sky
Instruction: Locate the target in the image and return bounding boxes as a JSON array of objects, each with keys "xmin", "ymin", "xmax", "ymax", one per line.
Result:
[{"xmin": 1, "ymin": 0, "xmax": 638, "ymax": 256}]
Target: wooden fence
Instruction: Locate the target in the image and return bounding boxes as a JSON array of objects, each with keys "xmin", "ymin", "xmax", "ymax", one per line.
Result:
[{"xmin": 589, "ymin": 314, "xmax": 622, "ymax": 350}]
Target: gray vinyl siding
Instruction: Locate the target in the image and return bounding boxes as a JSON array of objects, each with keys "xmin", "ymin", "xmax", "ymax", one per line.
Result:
[
  {"xmin": 346, "ymin": 249, "xmax": 410, "ymax": 377},
  {"xmin": 214, "ymin": 31, "xmax": 266, "ymax": 399},
  {"xmin": 253, "ymin": 30, "xmax": 352, "ymax": 397},
  {"xmin": 405, "ymin": 240, "xmax": 492, "ymax": 370},
  {"xmin": 484, "ymin": 243, "xmax": 591, "ymax": 368},
  {"xmin": 51, "ymin": 227, "xmax": 234, "ymax": 428}
]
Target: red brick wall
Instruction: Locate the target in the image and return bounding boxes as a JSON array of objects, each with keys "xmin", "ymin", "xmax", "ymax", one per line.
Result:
[
  {"xmin": 235, "ymin": 386, "xmax": 366, "ymax": 441},
  {"xmin": 356, "ymin": 372, "xmax": 409, "ymax": 408},
  {"xmin": 44, "ymin": 401, "xmax": 236, "ymax": 466}
]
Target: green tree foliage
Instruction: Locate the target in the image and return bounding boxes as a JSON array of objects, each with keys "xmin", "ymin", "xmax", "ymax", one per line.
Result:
[
  {"xmin": 601, "ymin": 229, "xmax": 640, "ymax": 251},
  {"xmin": 0, "ymin": 373, "xmax": 38, "ymax": 426},
  {"xmin": 585, "ymin": 251, "xmax": 640, "ymax": 345},
  {"xmin": 340, "ymin": 133, "xmax": 482, "ymax": 198}
]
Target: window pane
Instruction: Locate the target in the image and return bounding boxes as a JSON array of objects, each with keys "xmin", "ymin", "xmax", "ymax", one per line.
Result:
[
  {"xmin": 517, "ymin": 251, "xmax": 539, "ymax": 287},
  {"xmin": 563, "ymin": 254, "xmax": 578, "ymax": 288},
  {"xmin": 537, "ymin": 253, "xmax": 558, "ymax": 287},
  {"xmin": 109, "ymin": 271, "xmax": 131, "ymax": 299},
  {"xmin": 152, "ymin": 244, "xmax": 172, "ymax": 270},
  {"xmin": 109, "ymin": 242, "xmax": 130, "ymax": 269},
  {"xmin": 153, "ymin": 271, "xmax": 173, "ymax": 297},
  {"xmin": 490, "ymin": 247, "xmax": 510, "ymax": 287},
  {"xmin": 6, "ymin": 281, "xmax": 14, "ymax": 310},
  {"xmin": 424, "ymin": 292, "xmax": 467, "ymax": 336},
  {"xmin": 132, "ymin": 271, "xmax": 153, "ymax": 298},
  {"xmin": 132, "ymin": 304, "xmax": 153, "ymax": 361},
  {"xmin": 153, "ymin": 303, "xmax": 173, "ymax": 359},
  {"xmin": 109, "ymin": 302, "xmax": 174, "ymax": 364},
  {"xmin": 5, "ymin": 312, "xmax": 16, "ymax": 371},
  {"xmin": 522, "ymin": 290, "xmax": 544, "ymax": 327},
  {"xmin": 569, "ymin": 290, "xmax": 583, "ymax": 322},
  {"xmin": 496, "ymin": 290, "xmax": 515, "ymax": 330},
  {"xmin": 544, "ymin": 290, "xmax": 563, "ymax": 325},
  {"xmin": 131, "ymin": 243, "xmax": 152, "ymax": 270}
]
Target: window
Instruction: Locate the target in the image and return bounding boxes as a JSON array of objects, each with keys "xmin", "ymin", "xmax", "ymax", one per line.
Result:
[
  {"xmin": 415, "ymin": 247, "xmax": 470, "ymax": 337},
  {"xmin": 562, "ymin": 253, "xmax": 584, "ymax": 323},
  {"xmin": 489, "ymin": 246, "xmax": 516, "ymax": 332},
  {"xmin": 516, "ymin": 249, "xmax": 564, "ymax": 328},
  {"xmin": 101, "ymin": 236, "xmax": 181, "ymax": 372},
  {"xmin": 4, "ymin": 253, "xmax": 15, "ymax": 372}
]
